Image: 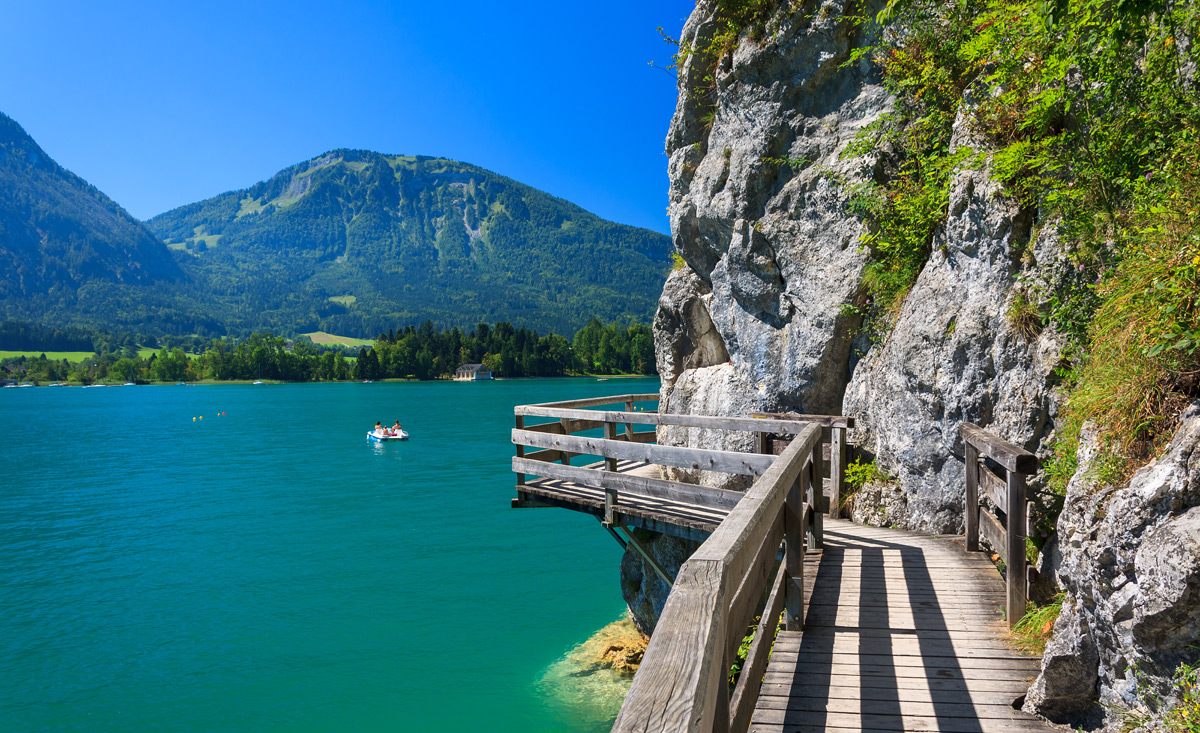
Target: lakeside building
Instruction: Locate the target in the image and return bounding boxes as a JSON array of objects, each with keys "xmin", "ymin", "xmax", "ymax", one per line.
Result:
[{"xmin": 454, "ymin": 363, "xmax": 493, "ymax": 381}]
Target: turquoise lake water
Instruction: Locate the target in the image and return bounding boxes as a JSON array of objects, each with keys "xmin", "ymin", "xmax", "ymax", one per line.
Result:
[{"xmin": 0, "ymin": 378, "xmax": 659, "ymax": 731}]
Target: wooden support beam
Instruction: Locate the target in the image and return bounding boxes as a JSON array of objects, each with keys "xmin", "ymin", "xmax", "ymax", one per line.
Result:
[
  {"xmin": 604, "ymin": 422, "xmax": 618, "ymax": 472},
  {"xmin": 965, "ymin": 441, "xmax": 979, "ymax": 552},
  {"xmin": 515, "ymin": 415, "xmax": 526, "ymax": 487},
  {"xmin": 1007, "ymin": 469, "xmax": 1029, "ymax": 628},
  {"xmin": 784, "ymin": 470, "xmax": 807, "ymax": 631},
  {"xmin": 604, "ymin": 487, "xmax": 618, "ymax": 526},
  {"xmin": 810, "ymin": 438, "xmax": 824, "ymax": 549},
  {"xmin": 512, "ymin": 429, "xmax": 776, "ymax": 477},
  {"xmin": 511, "ymin": 457, "xmax": 745, "ymax": 511},
  {"xmin": 619, "ymin": 525, "xmax": 673, "ymax": 588},
  {"xmin": 829, "ymin": 426, "xmax": 845, "ymax": 520},
  {"xmin": 602, "ymin": 521, "xmax": 628, "ymax": 549}
]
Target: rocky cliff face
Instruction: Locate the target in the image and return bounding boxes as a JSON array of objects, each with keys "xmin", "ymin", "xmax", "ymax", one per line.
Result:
[
  {"xmin": 630, "ymin": 3, "xmax": 1200, "ymax": 727},
  {"xmin": 1024, "ymin": 408, "xmax": 1200, "ymax": 729},
  {"xmin": 654, "ymin": 0, "xmax": 887, "ymax": 476},
  {"xmin": 841, "ymin": 115, "xmax": 1065, "ymax": 534}
]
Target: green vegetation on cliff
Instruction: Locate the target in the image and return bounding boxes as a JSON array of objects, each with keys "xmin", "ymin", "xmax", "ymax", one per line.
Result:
[{"xmin": 845, "ymin": 0, "xmax": 1200, "ymax": 484}]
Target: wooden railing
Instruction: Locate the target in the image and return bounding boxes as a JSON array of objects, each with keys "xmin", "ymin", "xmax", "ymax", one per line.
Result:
[
  {"xmin": 611, "ymin": 424, "xmax": 823, "ymax": 733},
  {"xmin": 961, "ymin": 422, "xmax": 1039, "ymax": 629},
  {"xmin": 510, "ymin": 395, "xmax": 850, "ymax": 731}
]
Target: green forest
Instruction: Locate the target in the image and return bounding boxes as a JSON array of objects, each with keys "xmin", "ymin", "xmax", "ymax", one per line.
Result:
[{"xmin": 1, "ymin": 319, "xmax": 656, "ymax": 385}]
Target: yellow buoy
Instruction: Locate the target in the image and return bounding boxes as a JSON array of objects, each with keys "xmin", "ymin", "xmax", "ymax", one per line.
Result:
[{"xmin": 192, "ymin": 417, "xmax": 196, "ymax": 421}]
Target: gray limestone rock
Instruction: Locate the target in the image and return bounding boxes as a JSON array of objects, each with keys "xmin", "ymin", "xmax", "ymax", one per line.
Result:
[
  {"xmin": 1025, "ymin": 404, "xmax": 1200, "ymax": 728},
  {"xmin": 1024, "ymin": 597, "xmax": 1101, "ymax": 723},
  {"xmin": 841, "ymin": 109, "xmax": 1064, "ymax": 534},
  {"xmin": 620, "ymin": 531, "xmax": 701, "ymax": 636},
  {"xmin": 656, "ymin": 0, "xmax": 889, "ymax": 452}
]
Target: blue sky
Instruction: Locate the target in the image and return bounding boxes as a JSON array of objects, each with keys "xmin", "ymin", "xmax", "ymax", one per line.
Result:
[{"xmin": 0, "ymin": 1, "xmax": 695, "ymax": 234}]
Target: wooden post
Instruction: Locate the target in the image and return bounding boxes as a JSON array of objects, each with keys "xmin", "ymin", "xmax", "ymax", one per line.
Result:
[
  {"xmin": 515, "ymin": 415, "xmax": 526, "ymax": 486},
  {"xmin": 965, "ymin": 439, "xmax": 979, "ymax": 552},
  {"xmin": 604, "ymin": 488, "xmax": 618, "ymax": 526},
  {"xmin": 829, "ymin": 426, "xmax": 845, "ymax": 519},
  {"xmin": 784, "ymin": 471, "xmax": 807, "ymax": 630},
  {"xmin": 625, "ymin": 399, "xmax": 634, "ymax": 441},
  {"xmin": 1006, "ymin": 470, "xmax": 1028, "ymax": 629},
  {"xmin": 713, "ymin": 649, "xmax": 731, "ymax": 733},
  {"xmin": 753, "ymin": 431, "xmax": 769, "ymax": 456},
  {"xmin": 810, "ymin": 439, "xmax": 823, "ymax": 550},
  {"xmin": 560, "ymin": 417, "xmax": 571, "ymax": 465},
  {"xmin": 604, "ymin": 422, "xmax": 619, "ymax": 471}
]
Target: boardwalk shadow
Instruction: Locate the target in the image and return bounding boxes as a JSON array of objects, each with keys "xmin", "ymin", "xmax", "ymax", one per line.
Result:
[{"xmin": 769, "ymin": 527, "xmax": 991, "ymax": 732}]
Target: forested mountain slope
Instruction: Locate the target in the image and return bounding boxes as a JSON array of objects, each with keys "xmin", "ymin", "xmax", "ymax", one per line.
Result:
[
  {"xmin": 0, "ymin": 112, "xmax": 183, "ymax": 305},
  {"xmin": 148, "ymin": 150, "xmax": 672, "ymax": 336}
]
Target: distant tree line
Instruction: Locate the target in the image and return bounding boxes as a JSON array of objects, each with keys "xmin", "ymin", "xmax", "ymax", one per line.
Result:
[
  {"xmin": 354, "ymin": 319, "xmax": 654, "ymax": 380},
  {"xmin": 1, "ymin": 319, "xmax": 657, "ymax": 384}
]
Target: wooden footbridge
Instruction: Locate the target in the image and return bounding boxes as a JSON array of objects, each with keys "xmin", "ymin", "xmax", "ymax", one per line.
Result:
[{"xmin": 510, "ymin": 394, "xmax": 1052, "ymax": 732}]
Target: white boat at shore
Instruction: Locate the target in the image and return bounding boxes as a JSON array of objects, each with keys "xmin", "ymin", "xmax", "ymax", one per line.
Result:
[{"xmin": 367, "ymin": 428, "xmax": 408, "ymax": 442}]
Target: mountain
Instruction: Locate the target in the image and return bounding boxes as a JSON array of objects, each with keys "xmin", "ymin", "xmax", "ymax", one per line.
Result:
[
  {"xmin": 146, "ymin": 150, "xmax": 672, "ymax": 336},
  {"xmin": 0, "ymin": 112, "xmax": 184, "ymax": 310}
]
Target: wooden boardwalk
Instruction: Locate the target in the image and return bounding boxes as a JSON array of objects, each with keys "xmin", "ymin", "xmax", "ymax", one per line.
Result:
[{"xmin": 751, "ymin": 519, "xmax": 1051, "ymax": 732}]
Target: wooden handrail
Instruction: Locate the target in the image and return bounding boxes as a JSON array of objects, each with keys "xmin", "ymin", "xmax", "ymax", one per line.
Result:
[
  {"xmin": 519, "ymin": 392, "xmax": 659, "ymax": 410},
  {"xmin": 960, "ymin": 422, "xmax": 1038, "ymax": 629},
  {"xmin": 612, "ymin": 423, "xmax": 823, "ymax": 733}
]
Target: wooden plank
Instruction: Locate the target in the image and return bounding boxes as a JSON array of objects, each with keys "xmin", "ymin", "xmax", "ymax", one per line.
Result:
[
  {"xmin": 515, "ymin": 482, "xmax": 722, "ymax": 535},
  {"xmin": 520, "ymin": 418, "xmax": 606, "ymax": 435},
  {"xmin": 978, "ymin": 506, "xmax": 1007, "ymax": 557},
  {"xmin": 750, "ymin": 708, "xmax": 1048, "ymax": 732},
  {"xmin": 512, "ymin": 458, "xmax": 745, "ymax": 511},
  {"xmin": 611, "ymin": 559, "xmax": 727, "ymax": 733},
  {"xmin": 761, "ymin": 651, "xmax": 1040, "ymax": 671},
  {"xmin": 521, "ymin": 393, "xmax": 659, "ymax": 410},
  {"xmin": 978, "ymin": 461, "xmax": 1007, "ymax": 510},
  {"xmin": 730, "ymin": 562, "xmax": 787, "ymax": 733},
  {"xmin": 517, "ymin": 405, "xmax": 836, "ymax": 436},
  {"xmin": 960, "ymin": 422, "xmax": 1038, "ymax": 474},
  {"xmin": 512, "ymin": 428, "xmax": 776, "ymax": 476},
  {"xmin": 750, "ymin": 411, "xmax": 855, "ymax": 429},
  {"xmin": 757, "ymin": 682, "xmax": 1028, "ymax": 705},
  {"xmin": 521, "ymin": 448, "xmax": 564, "ymax": 463},
  {"xmin": 753, "ymin": 695, "xmax": 1046, "ymax": 721},
  {"xmin": 759, "ymin": 671, "xmax": 1035, "ymax": 694},
  {"xmin": 725, "ymin": 513, "xmax": 784, "ymax": 663}
]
